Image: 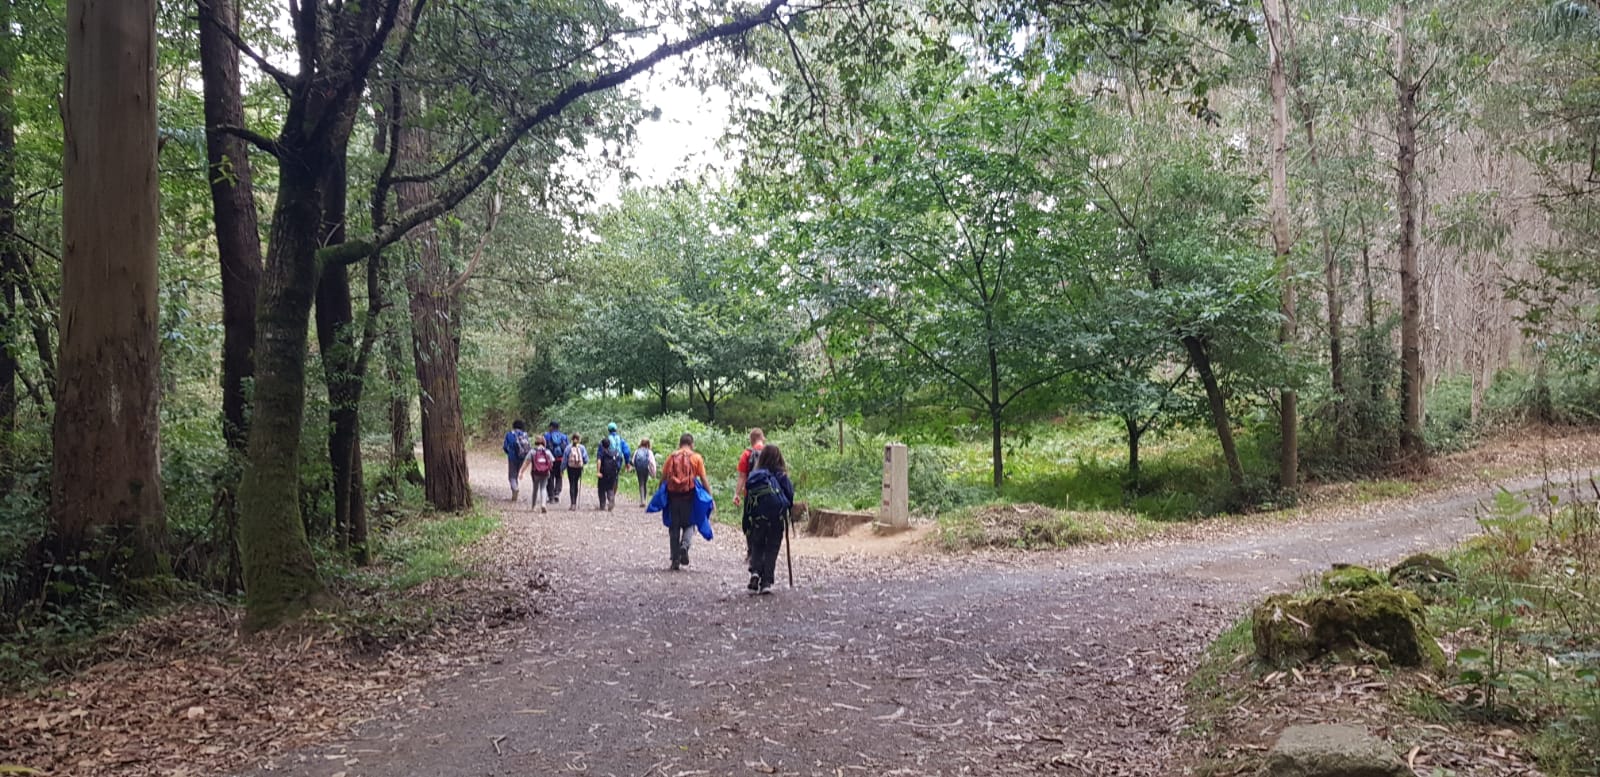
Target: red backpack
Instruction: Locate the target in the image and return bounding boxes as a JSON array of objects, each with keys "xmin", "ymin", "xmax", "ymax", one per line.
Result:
[
  {"xmin": 531, "ymin": 447, "xmax": 554, "ymax": 476},
  {"xmin": 664, "ymin": 450, "xmax": 697, "ymax": 493}
]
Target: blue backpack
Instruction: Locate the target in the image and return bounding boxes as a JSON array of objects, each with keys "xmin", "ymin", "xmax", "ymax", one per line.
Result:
[
  {"xmin": 744, "ymin": 469, "xmax": 790, "ymax": 520},
  {"xmin": 546, "ymin": 432, "xmax": 569, "ymax": 461}
]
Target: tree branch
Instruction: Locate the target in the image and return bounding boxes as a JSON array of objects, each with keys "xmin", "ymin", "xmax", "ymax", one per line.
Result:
[
  {"xmin": 358, "ymin": 0, "xmax": 791, "ymax": 259},
  {"xmin": 198, "ymin": 2, "xmax": 297, "ymax": 94},
  {"xmin": 443, "ymin": 191, "xmax": 502, "ymax": 297},
  {"xmin": 215, "ymin": 125, "xmax": 281, "ymax": 157}
]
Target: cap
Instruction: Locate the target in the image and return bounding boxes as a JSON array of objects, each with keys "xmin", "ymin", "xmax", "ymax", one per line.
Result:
[{"xmin": 607, "ymin": 422, "xmax": 618, "ymax": 432}]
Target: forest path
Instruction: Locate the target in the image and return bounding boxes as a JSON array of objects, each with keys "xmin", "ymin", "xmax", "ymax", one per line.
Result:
[{"xmin": 252, "ymin": 452, "xmax": 1599, "ymax": 777}]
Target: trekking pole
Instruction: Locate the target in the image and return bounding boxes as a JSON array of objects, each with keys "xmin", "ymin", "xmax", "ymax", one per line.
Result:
[{"xmin": 784, "ymin": 510, "xmax": 794, "ymax": 588}]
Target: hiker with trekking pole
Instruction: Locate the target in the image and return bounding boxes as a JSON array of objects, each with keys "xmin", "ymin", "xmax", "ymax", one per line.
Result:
[{"xmin": 742, "ymin": 443, "xmax": 796, "ymax": 595}]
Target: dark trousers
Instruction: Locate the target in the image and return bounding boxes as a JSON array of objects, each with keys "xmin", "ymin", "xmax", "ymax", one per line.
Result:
[
  {"xmin": 548, "ymin": 463, "xmax": 565, "ymax": 498},
  {"xmin": 749, "ymin": 515, "xmax": 786, "ymax": 587},
  {"xmin": 667, "ymin": 492, "xmax": 694, "ymax": 565},
  {"xmin": 597, "ymin": 474, "xmax": 618, "ymax": 509},
  {"xmin": 636, "ymin": 470, "xmax": 650, "ymax": 503},
  {"xmin": 567, "ymin": 467, "xmax": 583, "ymax": 505}
]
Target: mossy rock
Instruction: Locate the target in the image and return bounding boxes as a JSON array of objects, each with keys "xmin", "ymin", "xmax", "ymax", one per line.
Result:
[
  {"xmin": 1321, "ymin": 565, "xmax": 1387, "ymax": 592},
  {"xmin": 1388, "ymin": 553, "xmax": 1458, "ymax": 585},
  {"xmin": 1252, "ymin": 587, "xmax": 1445, "ymax": 672}
]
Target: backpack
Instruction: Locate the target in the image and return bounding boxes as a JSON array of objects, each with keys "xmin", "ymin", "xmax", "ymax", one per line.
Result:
[
  {"xmin": 531, "ymin": 448, "xmax": 553, "ymax": 476},
  {"xmin": 744, "ymin": 468, "xmax": 790, "ymax": 520},
  {"xmin": 599, "ymin": 448, "xmax": 621, "ymax": 477},
  {"xmin": 547, "ymin": 432, "xmax": 569, "ymax": 461},
  {"xmin": 633, "ymin": 449, "xmax": 653, "ymax": 474},
  {"xmin": 513, "ymin": 431, "xmax": 532, "ymax": 461},
  {"xmin": 664, "ymin": 450, "xmax": 697, "ymax": 493},
  {"xmin": 567, "ymin": 446, "xmax": 585, "ymax": 469}
]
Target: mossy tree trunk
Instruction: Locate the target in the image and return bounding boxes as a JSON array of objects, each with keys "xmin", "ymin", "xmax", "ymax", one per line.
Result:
[{"xmin": 52, "ymin": 0, "xmax": 166, "ymax": 573}]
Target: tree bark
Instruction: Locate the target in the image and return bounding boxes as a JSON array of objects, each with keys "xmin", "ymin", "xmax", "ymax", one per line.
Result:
[
  {"xmin": 383, "ymin": 308, "xmax": 420, "ymax": 486},
  {"xmin": 1393, "ymin": 0, "xmax": 1427, "ymax": 461},
  {"xmin": 395, "ymin": 105, "xmax": 471, "ymax": 512},
  {"xmin": 315, "ymin": 152, "xmax": 366, "ymax": 555},
  {"xmin": 1264, "ymin": 0, "xmax": 1296, "ymax": 490},
  {"xmin": 239, "ymin": 153, "xmax": 328, "ymax": 630},
  {"xmin": 1183, "ymin": 334, "xmax": 1245, "ymax": 490},
  {"xmin": 0, "ymin": 6, "xmax": 16, "ymax": 481},
  {"xmin": 1124, "ymin": 414, "xmax": 1141, "ymax": 483},
  {"xmin": 198, "ymin": 0, "xmax": 262, "ymax": 452},
  {"xmin": 52, "ymin": 0, "xmax": 165, "ymax": 572}
]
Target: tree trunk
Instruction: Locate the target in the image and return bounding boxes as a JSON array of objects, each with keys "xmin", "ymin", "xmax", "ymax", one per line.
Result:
[
  {"xmin": 395, "ymin": 107, "xmax": 471, "ymax": 512},
  {"xmin": 1393, "ymin": 0, "xmax": 1426, "ymax": 461},
  {"xmin": 1264, "ymin": 0, "xmax": 1297, "ymax": 490},
  {"xmin": 1124, "ymin": 414, "xmax": 1141, "ymax": 483},
  {"xmin": 384, "ymin": 312, "xmax": 420, "ymax": 485},
  {"xmin": 989, "ymin": 405, "xmax": 1004, "ymax": 490},
  {"xmin": 1183, "ymin": 334, "xmax": 1245, "ymax": 490},
  {"xmin": 0, "ymin": 8, "xmax": 16, "ymax": 481},
  {"xmin": 658, "ymin": 381, "xmax": 670, "ymax": 415},
  {"xmin": 52, "ymin": 0, "xmax": 165, "ymax": 572},
  {"xmin": 1301, "ymin": 114, "xmax": 1345, "ymax": 454},
  {"xmin": 198, "ymin": 0, "xmax": 262, "ymax": 452},
  {"xmin": 238, "ymin": 153, "xmax": 328, "ymax": 630},
  {"xmin": 316, "ymin": 144, "xmax": 367, "ymax": 554}
]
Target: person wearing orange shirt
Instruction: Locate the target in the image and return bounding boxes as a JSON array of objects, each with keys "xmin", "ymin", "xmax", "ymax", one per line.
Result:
[{"xmin": 660, "ymin": 433, "xmax": 709, "ymax": 570}]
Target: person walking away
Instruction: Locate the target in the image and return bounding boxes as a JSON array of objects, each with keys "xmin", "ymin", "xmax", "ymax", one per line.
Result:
[
  {"xmin": 544, "ymin": 421, "xmax": 571, "ymax": 503},
  {"xmin": 503, "ymin": 420, "xmax": 532, "ymax": 502},
  {"xmin": 632, "ymin": 438, "xmax": 656, "ymax": 507},
  {"xmin": 743, "ymin": 443, "xmax": 795, "ymax": 595},
  {"xmin": 734, "ymin": 428, "xmax": 766, "ymax": 565},
  {"xmin": 565, "ymin": 433, "xmax": 588, "ymax": 510},
  {"xmin": 523, "ymin": 438, "xmax": 555, "ymax": 512},
  {"xmin": 596, "ymin": 438, "xmax": 623, "ymax": 512},
  {"xmin": 605, "ymin": 422, "xmax": 632, "ymax": 507},
  {"xmin": 662, "ymin": 433, "xmax": 709, "ymax": 570}
]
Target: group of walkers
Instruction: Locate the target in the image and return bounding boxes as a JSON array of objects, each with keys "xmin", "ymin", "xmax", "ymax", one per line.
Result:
[
  {"xmin": 502, "ymin": 420, "xmax": 658, "ymax": 512},
  {"xmin": 502, "ymin": 422, "xmax": 798, "ymax": 595}
]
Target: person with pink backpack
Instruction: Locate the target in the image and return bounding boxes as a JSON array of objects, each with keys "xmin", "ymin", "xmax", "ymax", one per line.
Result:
[{"xmin": 520, "ymin": 437, "xmax": 556, "ymax": 512}]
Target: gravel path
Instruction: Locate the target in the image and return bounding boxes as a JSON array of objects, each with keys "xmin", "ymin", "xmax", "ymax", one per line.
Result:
[{"xmin": 249, "ymin": 455, "xmax": 1599, "ymax": 777}]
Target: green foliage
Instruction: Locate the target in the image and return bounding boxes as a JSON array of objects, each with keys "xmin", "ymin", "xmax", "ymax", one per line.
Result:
[{"xmin": 367, "ymin": 508, "xmax": 500, "ymax": 592}]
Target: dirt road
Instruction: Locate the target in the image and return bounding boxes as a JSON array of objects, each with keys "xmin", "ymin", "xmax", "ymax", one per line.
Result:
[{"xmin": 250, "ymin": 455, "xmax": 1598, "ymax": 777}]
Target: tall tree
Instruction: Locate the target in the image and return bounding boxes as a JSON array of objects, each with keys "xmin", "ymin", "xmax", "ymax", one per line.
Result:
[
  {"xmin": 1392, "ymin": 0, "xmax": 1426, "ymax": 461},
  {"xmin": 197, "ymin": 0, "xmax": 262, "ymax": 453},
  {"xmin": 1264, "ymin": 0, "xmax": 1297, "ymax": 488},
  {"xmin": 0, "ymin": 0, "xmax": 16, "ymax": 479},
  {"xmin": 52, "ymin": 0, "xmax": 165, "ymax": 570}
]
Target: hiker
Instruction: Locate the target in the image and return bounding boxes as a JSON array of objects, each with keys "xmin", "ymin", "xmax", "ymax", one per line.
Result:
[
  {"xmin": 632, "ymin": 438, "xmax": 657, "ymax": 507},
  {"xmin": 502, "ymin": 420, "xmax": 532, "ymax": 502},
  {"xmin": 544, "ymin": 421, "xmax": 571, "ymax": 503},
  {"xmin": 605, "ymin": 422, "xmax": 633, "ymax": 507},
  {"xmin": 595, "ymin": 437, "xmax": 623, "ymax": 512},
  {"xmin": 661, "ymin": 432, "xmax": 709, "ymax": 570},
  {"xmin": 734, "ymin": 428, "xmax": 766, "ymax": 563},
  {"xmin": 564, "ymin": 433, "xmax": 588, "ymax": 509},
  {"xmin": 743, "ymin": 443, "xmax": 795, "ymax": 595},
  {"xmin": 520, "ymin": 437, "xmax": 555, "ymax": 512}
]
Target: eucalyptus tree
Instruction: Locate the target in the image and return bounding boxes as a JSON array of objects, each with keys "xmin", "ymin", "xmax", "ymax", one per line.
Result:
[
  {"xmin": 51, "ymin": 0, "xmax": 164, "ymax": 572},
  {"xmin": 214, "ymin": 0, "xmax": 810, "ymax": 630}
]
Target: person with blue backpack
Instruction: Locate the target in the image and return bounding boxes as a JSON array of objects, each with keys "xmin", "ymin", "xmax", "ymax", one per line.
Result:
[
  {"xmin": 502, "ymin": 420, "xmax": 532, "ymax": 502},
  {"xmin": 742, "ymin": 443, "xmax": 795, "ymax": 595},
  {"xmin": 604, "ymin": 422, "xmax": 632, "ymax": 507},
  {"xmin": 543, "ymin": 421, "xmax": 571, "ymax": 503}
]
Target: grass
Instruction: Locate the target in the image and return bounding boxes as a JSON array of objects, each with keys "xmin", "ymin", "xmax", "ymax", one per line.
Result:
[
  {"xmin": 1183, "ymin": 618, "xmax": 1255, "ymax": 729},
  {"xmin": 365, "ymin": 507, "xmax": 500, "ymax": 591},
  {"xmin": 935, "ymin": 503, "xmax": 1150, "ymax": 550}
]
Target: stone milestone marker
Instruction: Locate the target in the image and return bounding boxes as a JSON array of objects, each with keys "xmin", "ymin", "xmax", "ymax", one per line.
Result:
[{"xmin": 878, "ymin": 443, "xmax": 909, "ymax": 530}]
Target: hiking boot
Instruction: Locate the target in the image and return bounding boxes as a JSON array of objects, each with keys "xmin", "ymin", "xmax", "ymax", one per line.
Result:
[
  {"xmin": 748, "ymin": 574, "xmax": 760, "ymax": 592},
  {"xmin": 511, "ymin": 490, "xmax": 519, "ymax": 502},
  {"xmin": 758, "ymin": 584, "xmax": 773, "ymax": 595},
  {"xmin": 670, "ymin": 559, "xmax": 680, "ymax": 571},
  {"xmin": 539, "ymin": 505, "xmax": 547, "ymax": 513}
]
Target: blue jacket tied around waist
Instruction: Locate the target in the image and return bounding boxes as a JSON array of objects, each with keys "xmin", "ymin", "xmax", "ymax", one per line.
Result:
[{"xmin": 646, "ymin": 481, "xmax": 715, "ymax": 541}]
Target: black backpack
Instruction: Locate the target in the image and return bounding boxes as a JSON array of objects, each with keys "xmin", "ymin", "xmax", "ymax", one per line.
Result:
[
  {"xmin": 744, "ymin": 468, "xmax": 790, "ymax": 520},
  {"xmin": 599, "ymin": 448, "xmax": 621, "ymax": 478}
]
